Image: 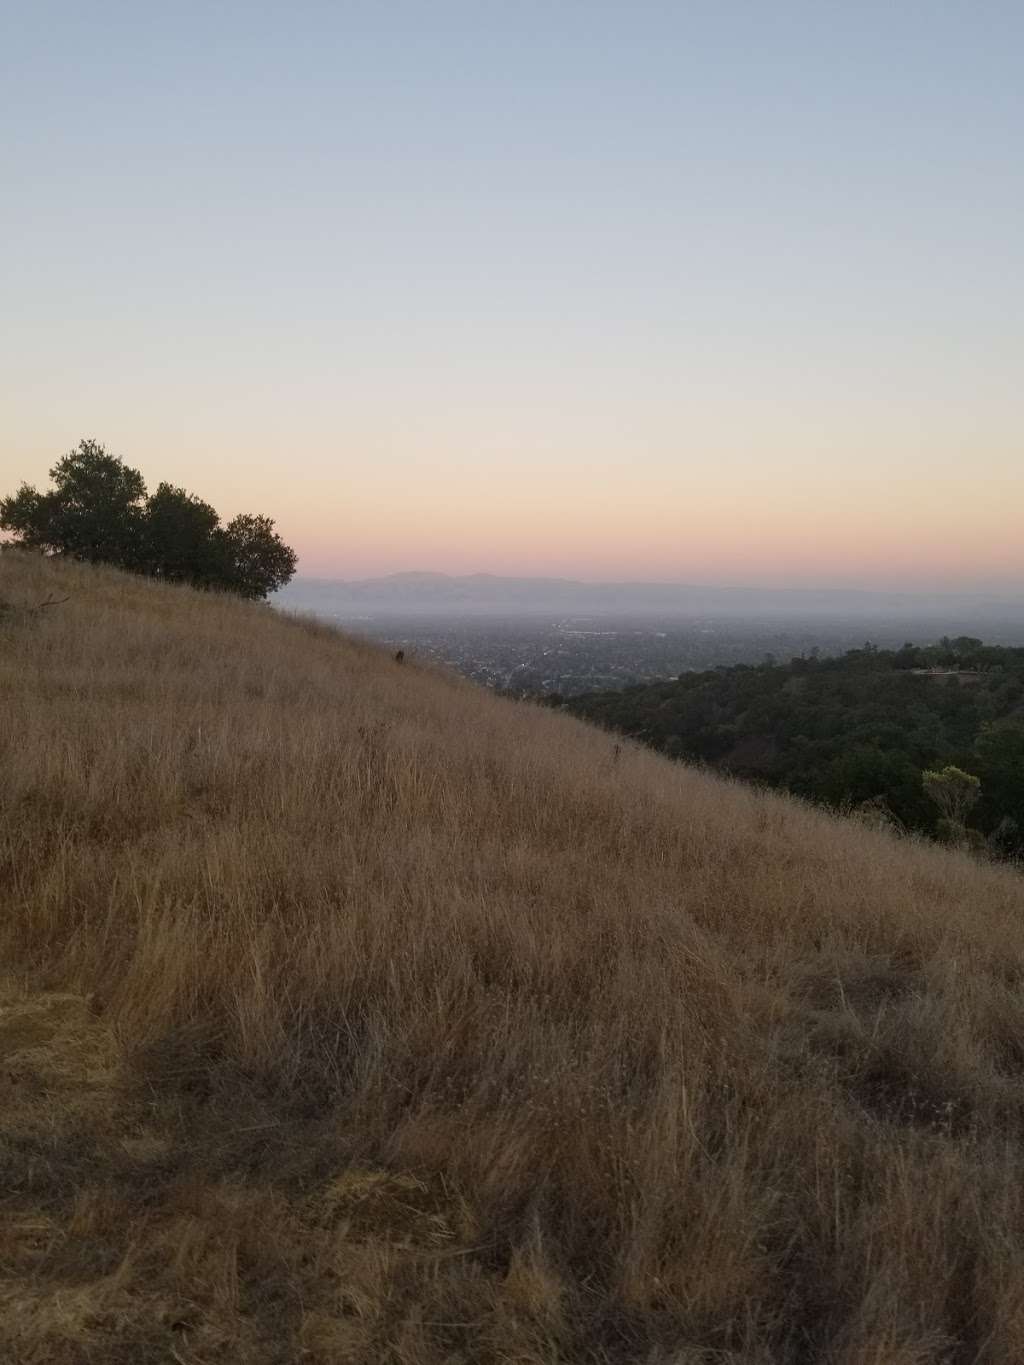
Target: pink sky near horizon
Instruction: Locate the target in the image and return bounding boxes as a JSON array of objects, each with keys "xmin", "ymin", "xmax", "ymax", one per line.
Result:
[{"xmin": 3, "ymin": 419, "xmax": 1022, "ymax": 593}]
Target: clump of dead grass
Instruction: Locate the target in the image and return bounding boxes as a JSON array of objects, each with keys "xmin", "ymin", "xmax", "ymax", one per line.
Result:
[{"xmin": 3, "ymin": 550, "xmax": 1024, "ymax": 1363}]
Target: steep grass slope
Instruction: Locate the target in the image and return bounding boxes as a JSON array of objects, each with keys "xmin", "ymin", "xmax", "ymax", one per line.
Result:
[{"xmin": 3, "ymin": 551, "xmax": 1024, "ymax": 1364}]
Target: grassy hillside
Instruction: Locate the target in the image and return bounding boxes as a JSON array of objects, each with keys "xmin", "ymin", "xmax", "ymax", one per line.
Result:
[{"xmin": 4, "ymin": 551, "xmax": 1024, "ymax": 1364}]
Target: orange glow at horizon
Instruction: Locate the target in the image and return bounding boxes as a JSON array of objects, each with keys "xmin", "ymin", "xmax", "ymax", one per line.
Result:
[
  {"xmin": 285, "ymin": 463, "xmax": 1024, "ymax": 589},
  {"xmin": 5, "ymin": 413, "xmax": 1023, "ymax": 593}
]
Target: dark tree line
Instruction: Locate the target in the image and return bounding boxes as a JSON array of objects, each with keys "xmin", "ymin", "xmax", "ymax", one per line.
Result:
[
  {"xmin": 1, "ymin": 440, "xmax": 297, "ymax": 600},
  {"xmin": 565, "ymin": 645, "xmax": 1024, "ymax": 858}
]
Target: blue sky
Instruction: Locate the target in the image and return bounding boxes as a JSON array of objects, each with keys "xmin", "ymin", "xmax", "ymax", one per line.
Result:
[{"xmin": 3, "ymin": 2, "xmax": 1022, "ymax": 585}]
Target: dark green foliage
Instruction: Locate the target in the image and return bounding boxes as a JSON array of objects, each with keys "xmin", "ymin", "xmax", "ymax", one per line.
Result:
[
  {"xmin": 568, "ymin": 646, "xmax": 1024, "ymax": 856},
  {"xmin": 140, "ymin": 483, "xmax": 224, "ymax": 587},
  {"xmin": 217, "ymin": 513, "xmax": 298, "ymax": 601},
  {"xmin": 1, "ymin": 441, "xmax": 297, "ymax": 600},
  {"xmin": 1, "ymin": 439, "xmax": 146, "ymax": 565},
  {"xmin": 0, "ymin": 484, "xmax": 56, "ymax": 549}
]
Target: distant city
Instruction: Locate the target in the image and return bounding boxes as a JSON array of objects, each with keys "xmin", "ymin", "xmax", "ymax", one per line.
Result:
[{"xmin": 277, "ymin": 575, "xmax": 1024, "ymax": 697}]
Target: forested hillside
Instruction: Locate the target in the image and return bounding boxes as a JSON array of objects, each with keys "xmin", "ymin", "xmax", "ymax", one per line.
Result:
[{"xmin": 567, "ymin": 638, "xmax": 1024, "ymax": 855}]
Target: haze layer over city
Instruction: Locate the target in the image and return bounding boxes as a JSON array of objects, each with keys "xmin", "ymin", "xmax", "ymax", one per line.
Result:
[{"xmin": 278, "ymin": 574, "xmax": 1024, "ymax": 695}]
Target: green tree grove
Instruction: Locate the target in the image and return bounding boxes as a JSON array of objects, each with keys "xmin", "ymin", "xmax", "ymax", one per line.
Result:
[{"xmin": 1, "ymin": 440, "xmax": 297, "ymax": 600}]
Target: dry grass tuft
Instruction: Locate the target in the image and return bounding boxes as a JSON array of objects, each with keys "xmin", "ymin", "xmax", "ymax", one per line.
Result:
[{"xmin": 3, "ymin": 550, "xmax": 1024, "ymax": 1362}]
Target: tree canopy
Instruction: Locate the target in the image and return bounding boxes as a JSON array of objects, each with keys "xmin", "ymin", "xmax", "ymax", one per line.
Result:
[
  {"xmin": 1, "ymin": 440, "xmax": 297, "ymax": 600},
  {"xmin": 566, "ymin": 645, "xmax": 1024, "ymax": 858}
]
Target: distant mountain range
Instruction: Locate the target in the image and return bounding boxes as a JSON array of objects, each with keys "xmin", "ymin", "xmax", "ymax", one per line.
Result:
[{"xmin": 277, "ymin": 572, "xmax": 1024, "ymax": 622}]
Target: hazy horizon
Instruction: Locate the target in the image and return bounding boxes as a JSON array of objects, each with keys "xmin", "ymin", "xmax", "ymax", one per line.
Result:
[
  {"xmin": 282, "ymin": 570, "xmax": 1024, "ymax": 603},
  {"xmin": 277, "ymin": 570, "xmax": 1024, "ymax": 627},
  {"xmin": 4, "ymin": 3, "xmax": 1022, "ymax": 591}
]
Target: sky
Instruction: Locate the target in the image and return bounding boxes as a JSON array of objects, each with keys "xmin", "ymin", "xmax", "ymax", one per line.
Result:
[{"xmin": 2, "ymin": 2, "xmax": 1022, "ymax": 590}]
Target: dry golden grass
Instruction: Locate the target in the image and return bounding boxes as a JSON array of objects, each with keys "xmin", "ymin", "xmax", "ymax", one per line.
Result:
[{"xmin": 3, "ymin": 551, "xmax": 1024, "ymax": 1363}]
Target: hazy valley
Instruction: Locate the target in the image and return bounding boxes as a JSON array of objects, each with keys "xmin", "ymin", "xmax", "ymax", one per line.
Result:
[{"xmin": 278, "ymin": 574, "xmax": 1024, "ymax": 697}]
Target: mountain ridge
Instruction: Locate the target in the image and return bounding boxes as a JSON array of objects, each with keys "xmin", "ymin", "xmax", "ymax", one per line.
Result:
[{"xmin": 279, "ymin": 570, "xmax": 1024, "ymax": 619}]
